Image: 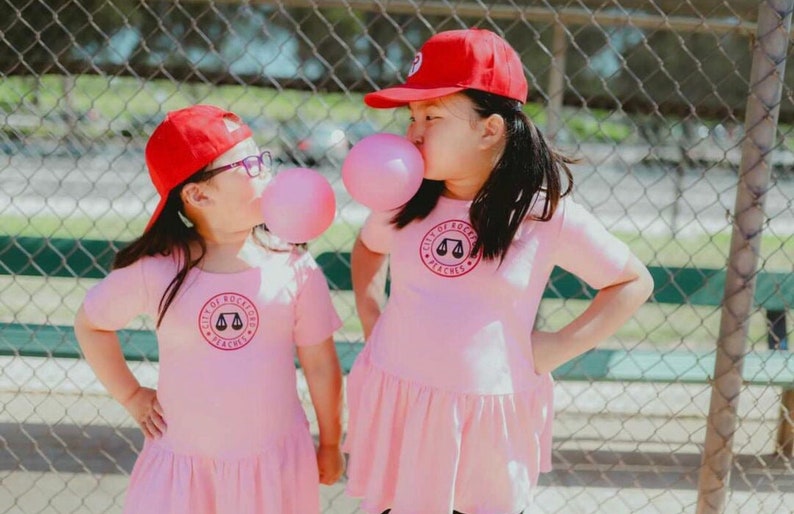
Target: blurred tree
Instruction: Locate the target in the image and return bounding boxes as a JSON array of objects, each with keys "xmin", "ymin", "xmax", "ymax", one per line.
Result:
[
  {"xmin": 0, "ymin": 0, "xmax": 131, "ymax": 107},
  {"xmin": 280, "ymin": 7, "xmax": 366, "ymax": 88},
  {"xmin": 2, "ymin": 0, "xmax": 791, "ymax": 122},
  {"xmin": 0, "ymin": 0, "xmax": 129, "ymax": 75},
  {"xmin": 125, "ymin": 1, "xmax": 238, "ymax": 73}
]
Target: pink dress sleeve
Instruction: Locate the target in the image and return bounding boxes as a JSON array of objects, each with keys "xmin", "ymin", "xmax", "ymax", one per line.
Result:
[
  {"xmin": 293, "ymin": 252, "xmax": 343, "ymax": 347},
  {"xmin": 552, "ymin": 196, "xmax": 631, "ymax": 289},
  {"xmin": 359, "ymin": 209, "xmax": 398, "ymax": 254},
  {"xmin": 83, "ymin": 258, "xmax": 151, "ymax": 330}
]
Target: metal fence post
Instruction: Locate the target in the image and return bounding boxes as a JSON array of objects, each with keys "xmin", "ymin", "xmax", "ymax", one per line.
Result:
[
  {"xmin": 546, "ymin": 20, "xmax": 568, "ymax": 141},
  {"xmin": 696, "ymin": 1, "xmax": 794, "ymax": 513}
]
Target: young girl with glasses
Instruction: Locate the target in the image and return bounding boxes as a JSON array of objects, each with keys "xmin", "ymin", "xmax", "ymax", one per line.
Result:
[
  {"xmin": 343, "ymin": 29, "xmax": 654, "ymax": 514},
  {"xmin": 74, "ymin": 105, "xmax": 344, "ymax": 514}
]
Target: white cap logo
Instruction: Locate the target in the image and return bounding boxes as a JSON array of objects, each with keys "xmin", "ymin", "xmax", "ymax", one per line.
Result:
[
  {"xmin": 223, "ymin": 116, "xmax": 243, "ymax": 133},
  {"xmin": 408, "ymin": 52, "xmax": 423, "ymax": 77}
]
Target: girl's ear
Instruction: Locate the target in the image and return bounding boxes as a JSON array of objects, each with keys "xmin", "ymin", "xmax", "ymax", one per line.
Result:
[
  {"xmin": 481, "ymin": 113, "xmax": 506, "ymax": 150},
  {"xmin": 181, "ymin": 182, "xmax": 212, "ymax": 208}
]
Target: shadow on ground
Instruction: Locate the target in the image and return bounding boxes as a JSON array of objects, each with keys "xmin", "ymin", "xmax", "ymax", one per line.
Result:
[{"xmin": 2, "ymin": 423, "xmax": 792, "ymax": 493}]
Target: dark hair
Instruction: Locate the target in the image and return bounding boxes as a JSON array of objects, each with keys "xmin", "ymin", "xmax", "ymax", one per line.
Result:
[
  {"xmin": 114, "ymin": 167, "xmax": 255, "ymax": 328},
  {"xmin": 391, "ymin": 89, "xmax": 574, "ymax": 262}
]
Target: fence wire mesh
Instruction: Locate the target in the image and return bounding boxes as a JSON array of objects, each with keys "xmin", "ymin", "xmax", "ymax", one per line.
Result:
[{"xmin": 1, "ymin": 1, "xmax": 793, "ymax": 513}]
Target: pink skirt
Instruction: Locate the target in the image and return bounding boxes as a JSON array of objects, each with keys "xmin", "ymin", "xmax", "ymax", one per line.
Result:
[
  {"xmin": 122, "ymin": 428, "xmax": 319, "ymax": 514},
  {"xmin": 344, "ymin": 345, "xmax": 554, "ymax": 514}
]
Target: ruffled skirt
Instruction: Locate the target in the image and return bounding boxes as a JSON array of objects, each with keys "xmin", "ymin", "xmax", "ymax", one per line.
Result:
[
  {"xmin": 344, "ymin": 345, "xmax": 554, "ymax": 514},
  {"xmin": 122, "ymin": 427, "xmax": 319, "ymax": 514}
]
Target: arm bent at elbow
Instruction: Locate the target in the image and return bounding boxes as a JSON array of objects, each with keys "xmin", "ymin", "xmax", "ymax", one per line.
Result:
[
  {"xmin": 351, "ymin": 235, "xmax": 388, "ymax": 341},
  {"xmin": 532, "ymin": 254, "xmax": 654, "ymax": 374},
  {"xmin": 74, "ymin": 306, "xmax": 166, "ymax": 438}
]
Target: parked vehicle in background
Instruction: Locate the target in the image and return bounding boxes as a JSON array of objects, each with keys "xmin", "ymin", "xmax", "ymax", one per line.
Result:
[
  {"xmin": 278, "ymin": 119, "xmax": 349, "ymax": 166},
  {"xmin": 276, "ymin": 118, "xmax": 380, "ymax": 167}
]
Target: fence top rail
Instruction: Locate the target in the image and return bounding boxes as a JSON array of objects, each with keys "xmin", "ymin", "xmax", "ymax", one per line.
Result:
[
  {"xmin": 1, "ymin": 236, "xmax": 792, "ymax": 310},
  {"xmin": 217, "ymin": 0, "xmax": 762, "ymax": 34},
  {"xmin": 3, "ymin": 322, "xmax": 792, "ymax": 385}
]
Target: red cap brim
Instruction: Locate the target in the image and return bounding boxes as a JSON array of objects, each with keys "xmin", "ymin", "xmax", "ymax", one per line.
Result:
[
  {"xmin": 364, "ymin": 85, "xmax": 466, "ymax": 108},
  {"xmin": 144, "ymin": 194, "xmax": 168, "ymax": 233}
]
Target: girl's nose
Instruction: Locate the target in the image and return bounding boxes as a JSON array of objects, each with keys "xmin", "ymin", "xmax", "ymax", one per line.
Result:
[{"xmin": 408, "ymin": 126, "xmax": 423, "ymax": 146}]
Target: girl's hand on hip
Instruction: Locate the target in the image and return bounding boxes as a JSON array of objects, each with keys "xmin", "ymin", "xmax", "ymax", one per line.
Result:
[
  {"xmin": 316, "ymin": 444, "xmax": 345, "ymax": 485},
  {"xmin": 123, "ymin": 387, "xmax": 167, "ymax": 439},
  {"xmin": 530, "ymin": 330, "xmax": 562, "ymax": 375}
]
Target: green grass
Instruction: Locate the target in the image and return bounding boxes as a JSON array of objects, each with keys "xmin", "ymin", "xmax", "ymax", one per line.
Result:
[
  {"xmin": 3, "ymin": 75, "xmax": 398, "ymax": 132},
  {"xmin": 566, "ymin": 114, "xmax": 633, "ymax": 143},
  {"xmin": 1, "ymin": 213, "xmax": 147, "ymax": 241},
  {"xmin": 621, "ymin": 231, "xmax": 794, "ymax": 272},
  {"xmin": 3, "ymin": 75, "xmax": 398, "ymax": 141},
  {"xmin": 2, "ymin": 212, "xmax": 359, "ymax": 252},
  {"xmin": 537, "ymin": 299, "xmax": 773, "ymax": 352},
  {"xmin": 308, "ymin": 221, "xmax": 361, "ymax": 254},
  {"xmin": 2, "ymin": 74, "xmax": 631, "ymax": 143},
  {"xmin": 6, "ymin": 212, "xmax": 792, "ymax": 272}
]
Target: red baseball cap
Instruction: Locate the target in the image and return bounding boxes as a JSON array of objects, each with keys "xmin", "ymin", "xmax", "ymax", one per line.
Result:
[
  {"xmin": 364, "ymin": 28, "xmax": 528, "ymax": 109},
  {"xmin": 143, "ymin": 105, "xmax": 252, "ymax": 232}
]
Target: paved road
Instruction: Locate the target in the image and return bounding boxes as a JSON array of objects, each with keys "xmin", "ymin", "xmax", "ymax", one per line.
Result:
[
  {"xmin": 2, "ymin": 142, "xmax": 794, "ymax": 236},
  {"xmin": 1, "ymin": 359, "xmax": 792, "ymax": 514}
]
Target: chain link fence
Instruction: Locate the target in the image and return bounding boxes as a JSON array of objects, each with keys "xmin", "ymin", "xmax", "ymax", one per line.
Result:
[{"xmin": 1, "ymin": 1, "xmax": 793, "ymax": 513}]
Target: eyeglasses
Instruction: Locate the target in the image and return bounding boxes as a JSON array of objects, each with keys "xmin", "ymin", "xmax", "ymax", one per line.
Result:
[{"xmin": 204, "ymin": 150, "xmax": 273, "ymax": 179}]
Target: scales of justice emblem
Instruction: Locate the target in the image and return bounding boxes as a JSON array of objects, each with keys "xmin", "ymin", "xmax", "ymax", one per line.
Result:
[
  {"xmin": 420, "ymin": 219, "xmax": 481, "ymax": 277},
  {"xmin": 198, "ymin": 293, "xmax": 259, "ymax": 350}
]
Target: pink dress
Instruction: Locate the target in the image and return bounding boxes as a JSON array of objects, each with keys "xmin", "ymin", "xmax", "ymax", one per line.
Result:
[
  {"xmin": 344, "ymin": 196, "xmax": 630, "ymax": 514},
  {"xmin": 83, "ymin": 246, "xmax": 342, "ymax": 514}
]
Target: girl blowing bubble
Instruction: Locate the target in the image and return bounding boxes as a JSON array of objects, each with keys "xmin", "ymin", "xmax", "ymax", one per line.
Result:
[
  {"xmin": 74, "ymin": 105, "xmax": 344, "ymax": 514},
  {"xmin": 343, "ymin": 29, "xmax": 654, "ymax": 514}
]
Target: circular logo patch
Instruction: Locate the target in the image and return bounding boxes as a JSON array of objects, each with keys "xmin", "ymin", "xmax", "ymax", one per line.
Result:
[
  {"xmin": 198, "ymin": 293, "xmax": 259, "ymax": 351},
  {"xmin": 408, "ymin": 52, "xmax": 423, "ymax": 77},
  {"xmin": 420, "ymin": 219, "xmax": 481, "ymax": 277}
]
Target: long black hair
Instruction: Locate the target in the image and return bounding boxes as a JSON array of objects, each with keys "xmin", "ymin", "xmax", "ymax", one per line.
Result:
[
  {"xmin": 391, "ymin": 89, "xmax": 574, "ymax": 262},
  {"xmin": 115, "ymin": 167, "xmax": 246, "ymax": 328}
]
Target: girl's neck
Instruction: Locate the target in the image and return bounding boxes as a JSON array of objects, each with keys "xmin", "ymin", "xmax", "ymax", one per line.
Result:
[
  {"xmin": 192, "ymin": 229, "xmax": 260, "ymax": 273},
  {"xmin": 442, "ymin": 178, "xmax": 485, "ymax": 201},
  {"xmin": 441, "ymin": 156, "xmax": 497, "ymax": 200}
]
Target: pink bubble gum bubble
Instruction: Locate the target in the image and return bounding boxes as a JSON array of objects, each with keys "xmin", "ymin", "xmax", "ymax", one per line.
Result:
[
  {"xmin": 342, "ymin": 133, "xmax": 424, "ymax": 211},
  {"xmin": 260, "ymin": 167, "xmax": 336, "ymax": 243}
]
